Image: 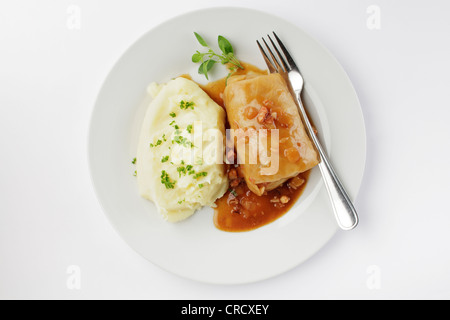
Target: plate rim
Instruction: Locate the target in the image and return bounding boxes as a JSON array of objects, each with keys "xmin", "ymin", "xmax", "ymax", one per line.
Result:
[{"xmin": 87, "ymin": 6, "xmax": 367, "ymax": 285}]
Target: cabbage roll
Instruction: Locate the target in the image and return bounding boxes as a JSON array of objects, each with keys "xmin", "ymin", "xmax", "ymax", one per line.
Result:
[{"xmin": 223, "ymin": 73, "xmax": 319, "ymax": 196}]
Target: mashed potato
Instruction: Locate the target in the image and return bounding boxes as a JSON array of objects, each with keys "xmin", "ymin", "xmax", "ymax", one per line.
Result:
[{"xmin": 136, "ymin": 77, "xmax": 228, "ymax": 222}]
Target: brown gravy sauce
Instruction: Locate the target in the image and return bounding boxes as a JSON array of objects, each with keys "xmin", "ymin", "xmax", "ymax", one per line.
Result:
[
  {"xmin": 213, "ymin": 170, "xmax": 310, "ymax": 232},
  {"xmin": 186, "ymin": 62, "xmax": 312, "ymax": 232}
]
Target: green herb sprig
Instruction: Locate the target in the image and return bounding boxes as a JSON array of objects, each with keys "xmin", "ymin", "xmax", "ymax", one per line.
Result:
[{"xmin": 192, "ymin": 32, "xmax": 243, "ymax": 80}]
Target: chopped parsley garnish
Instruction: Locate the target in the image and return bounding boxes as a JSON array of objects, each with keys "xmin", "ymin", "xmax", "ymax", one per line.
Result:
[
  {"xmin": 169, "ymin": 112, "xmax": 176, "ymax": 118},
  {"xmin": 178, "ymin": 199, "xmax": 185, "ymax": 205},
  {"xmin": 198, "ymin": 183, "xmax": 204, "ymax": 188},
  {"xmin": 169, "ymin": 121, "xmax": 193, "ymax": 148},
  {"xmin": 133, "ymin": 171, "xmax": 137, "ymax": 177},
  {"xmin": 186, "ymin": 124, "xmax": 193, "ymax": 134},
  {"xmin": 172, "ymin": 135, "xmax": 194, "ymax": 148},
  {"xmin": 193, "ymin": 171, "xmax": 207, "ymax": 179},
  {"xmin": 180, "ymin": 100, "xmax": 195, "ymax": 110},
  {"xmin": 150, "ymin": 139, "xmax": 162, "ymax": 148},
  {"xmin": 177, "ymin": 164, "xmax": 195, "ymax": 177},
  {"xmin": 150, "ymin": 134, "xmax": 167, "ymax": 148},
  {"xmin": 177, "ymin": 166, "xmax": 187, "ymax": 177},
  {"xmin": 161, "ymin": 155, "xmax": 169, "ymax": 163},
  {"xmin": 132, "ymin": 158, "xmax": 136, "ymax": 164},
  {"xmin": 160, "ymin": 170, "xmax": 176, "ymax": 189}
]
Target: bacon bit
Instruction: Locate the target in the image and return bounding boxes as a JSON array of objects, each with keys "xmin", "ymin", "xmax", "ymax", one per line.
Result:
[
  {"xmin": 230, "ymin": 179, "xmax": 240, "ymax": 188},
  {"xmin": 280, "ymin": 195, "xmax": 290, "ymax": 204},
  {"xmin": 257, "ymin": 106, "xmax": 273, "ymax": 124},
  {"xmin": 228, "ymin": 167, "xmax": 241, "ymax": 188},
  {"xmin": 287, "ymin": 176, "xmax": 305, "ymax": 190},
  {"xmin": 226, "ymin": 149, "xmax": 235, "ymax": 163},
  {"xmin": 228, "ymin": 168, "xmax": 238, "ymax": 180},
  {"xmin": 257, "ymin": 106, "xmax": 269, "ymax": 123}
]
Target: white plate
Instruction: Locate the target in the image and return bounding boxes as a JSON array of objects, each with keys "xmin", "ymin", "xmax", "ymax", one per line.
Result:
[{"xmin": 88, "ymin": 7, "xmax": 366, "ymax": 284}]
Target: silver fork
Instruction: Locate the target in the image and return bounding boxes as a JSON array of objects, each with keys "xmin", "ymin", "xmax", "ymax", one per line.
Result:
[{"xmin": 257, "ymin": 32, "xmax": 359, "ymax": 230}]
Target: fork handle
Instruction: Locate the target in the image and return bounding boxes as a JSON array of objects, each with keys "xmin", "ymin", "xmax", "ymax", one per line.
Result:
[{"xmin": 296, "ymin": 96, "xmax": 359, "ymax": 230}]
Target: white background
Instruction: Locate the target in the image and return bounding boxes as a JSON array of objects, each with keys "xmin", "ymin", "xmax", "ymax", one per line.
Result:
[{"xmin": 1, "ymin": 0, "xmax": 450, "ymax": 300}]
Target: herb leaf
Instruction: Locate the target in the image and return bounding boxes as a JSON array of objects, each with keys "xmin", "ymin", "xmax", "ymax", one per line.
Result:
[
  {"xmin": 198, "ymin": 60, "xmax": 216, "ymax": 80},
  {"xmin": 218, "ymin": 35, "xmax": 233, "ymax": 55},
  {"xmin": 194, "ymin": 32, "xmax": 208, "ymax": 47},
  {"xmin": 192, "ymin": 52, "xmax": 202, "ymax": 63}
]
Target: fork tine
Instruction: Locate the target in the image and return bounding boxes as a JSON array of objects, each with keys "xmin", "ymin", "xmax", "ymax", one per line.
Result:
[
  {"xmin": 262, "ymin": 37, "xmax": 284, "ymax": 73},
  {"xmin": 267, "ymin": 34, "xmax": 289, "ymax": 72},
  {"xmin": 256, "ymin": 40, "xmax": 276, "ymax": 74},
  {"xmin": 272, "ymin": 32, "xmax": 297, "ymax": 71}
]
